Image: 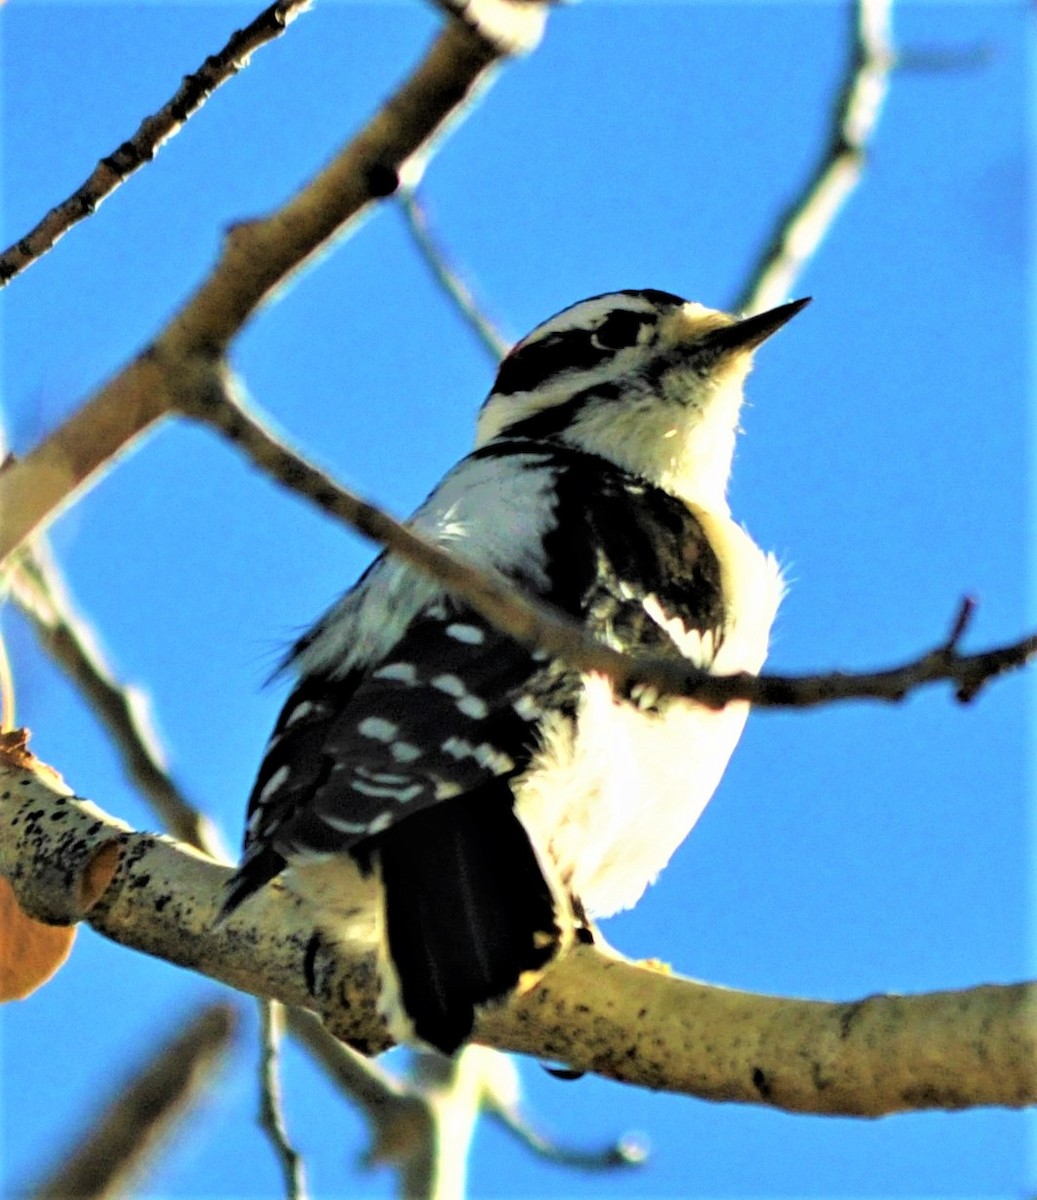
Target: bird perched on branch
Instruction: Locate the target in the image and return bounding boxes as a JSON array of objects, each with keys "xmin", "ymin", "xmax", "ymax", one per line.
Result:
[{"xmin": 222, "ymin": 288, "xmax": 807, "ymax": 1054}]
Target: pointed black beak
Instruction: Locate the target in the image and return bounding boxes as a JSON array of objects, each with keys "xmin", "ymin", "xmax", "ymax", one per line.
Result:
[{"xmin": 708, "ymin": 297, "xmax": 811, "ymax": 356}]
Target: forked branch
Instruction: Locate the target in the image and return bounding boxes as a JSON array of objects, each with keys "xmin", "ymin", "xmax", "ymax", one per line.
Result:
[{"xmin": 0, "ymin": 8, "xmax": 544, "ymax": 568}]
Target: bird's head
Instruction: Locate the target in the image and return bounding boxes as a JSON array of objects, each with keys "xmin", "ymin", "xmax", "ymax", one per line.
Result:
[{"xmin": 476, "ymin": 289, "xmax": 809, "ymax": 510}]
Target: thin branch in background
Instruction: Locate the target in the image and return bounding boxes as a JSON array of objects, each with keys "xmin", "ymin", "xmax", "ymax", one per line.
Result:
[
  {"xmin": 289, "ymin": 1007, "xmax": 642, "ymax": 1190},
  {"xmin": 0, "ymin": 13, "xmax": 543, "ymax": 569},
  {"xmin": 735, "ymin": 0, "xmax": 894, "ymax": 314},
  {"xmin": 258, "ymin": 1000, "xmax": 308, "ymax": 1200},
  {"xmin": 26, "ymin": 1003, "xmax": 238, "ymax": 1200},
  {"xmin": 0, "ymin": 0, "xmax": 313, "ymax": 288},
  {"xmin": 472, "ymin": 1048, "xmax": 647, "ymax": 1171},
  {"xmin": 399, "ymin": 187, "xmax": 510, "ymax": 360},
  {"xmin": 486, "ymin": 1098, "xmax": 647, "ymax": 1171},
  {"xmin": 289, "ymin": 1012, "xmax": 447, "ymax": 1195},
  {"xmin": 287, "ymin": 1008, "xmax": 411, "ymax": 1116},
  {"xmin": 402, "ymin": 1048, "xmax": 503, "ymax": 1198},
  {"xmin": 194, "ymin": 373, "xmax": 1037, "ymax": 714},
  {"xmin": 5, "ymin": 541, "xmax": 229, "ymax": 861}
]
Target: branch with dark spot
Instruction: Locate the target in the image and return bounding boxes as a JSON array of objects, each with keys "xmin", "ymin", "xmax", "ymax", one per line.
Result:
[
  {"xmin": 0, "ymin": 8, "xmax": 546, "ymax": 569},
  {"xmin": 2, "ymin": 762, "xmax": 1034, "ymax": 1116}
]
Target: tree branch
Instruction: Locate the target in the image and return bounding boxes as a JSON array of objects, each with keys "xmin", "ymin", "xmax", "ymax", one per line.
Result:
[
  {"xmin": 26, "ymin": 1002, "xmax": 237, "ymax": 1200},
  {"xmin": 0, "ymin": 0, "xmax": 314, "ymax": 289},
  {"xmin": 0, "ymin": 8, "xmax": 544, "ymax": 569},
  {"xmin": 427, "ymin": 0, "xmax": 549, "ymax": 56},
  {"xmin": 735, "ymin": 0, "xmax": 894, "ymax": 315},
  {"xmin": 5, "ymin": 541, "xmax": 228, "ymax": 860},
  {"xmin": 398, "ymin": 186, "xmax": 510, "ymax": 360},
  {"xmin": 481, "ymin": 1054, "xmax": 646, "ymax": 1170},
  {"xmin": 3, "ymin": 759, "xmax": 1033, "ymax": 1115},
  {"xmin": 189, "ymin": 376, "xmax": 1037, "ymax": 713},
  {"xmin": 258, "ymin": 1000, "xmax": 308, "ymax": 1200}
]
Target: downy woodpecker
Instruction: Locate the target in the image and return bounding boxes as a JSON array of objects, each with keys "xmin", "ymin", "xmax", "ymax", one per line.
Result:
[{"xmin": 222, "ymin": 289, "xmax": 808, "ymax": 1054}]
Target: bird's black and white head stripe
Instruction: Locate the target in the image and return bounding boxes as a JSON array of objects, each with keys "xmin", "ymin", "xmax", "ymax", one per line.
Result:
[
  {"xmin": 489, "ymin": 290, "xmax": 686, "ymax": 399},
  {"xmin": 476, "ymin": 289, "xmax": 807, "ymax": 513}
]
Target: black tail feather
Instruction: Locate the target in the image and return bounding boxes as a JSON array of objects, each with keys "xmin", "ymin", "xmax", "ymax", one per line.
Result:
[
  {"xmin": 217, "ymin": 845, "xmax": 287, "ymax": 924},
  {"xmin": 376, "ymin": 785, "xmax": 560, "ymax": 1055}
]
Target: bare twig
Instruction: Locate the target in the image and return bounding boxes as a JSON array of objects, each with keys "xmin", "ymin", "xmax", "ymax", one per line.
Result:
[
  {"xmin": 287, "ymin": 1008, "xmax": 411, "ymax": 1118},
  {"xmin": 6, "ymin": 542, "xmax": 228, "ymax": 860},
  {"xmin": 193, "ymin": 373, "xmax": 1037, "ymax": 714},
  {"xmin": 490, "ymin": 1109, "xmax": 646, "ymax": 1171},
  {"xmin": 27, "ymin": 1003, "xmax": 238, "ymax": 1200},
  {"xmin": 258, "ymin": 1000, "xmax": 309, "ymax": 1200},
  {"xmin": 479, "ymin": 1052, "xmax": 647, "ymax": 1170},
  {"xmin": 0, "ymin": 13, "xmax": 545, "ymax": 569},
  {"xmin": 3, "ymin": 768, "xmax": 1035, "ymax": 1115},
  {"xmin": 736, "ymin": 0, "xmax": 894, "ymax": 314},
  {"xmin": 289, "ymin": 1010, "xmax": 447, "ymax": 1194},
  {"xmin": 0, "ymin": 0, "xmax": 313, "ymax": 288},
  {"xmin": 399, "ymin": 186, "xmax": 510, "ymax": 360}
]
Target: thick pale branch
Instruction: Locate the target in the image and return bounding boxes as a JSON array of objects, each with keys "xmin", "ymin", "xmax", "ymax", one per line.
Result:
[
  {"xmin": 3, "ymin": 763, "xmax": 1033, "ymax": 1115},
  {"xmin": 0, "ymin": 0, "xmax": 314, "ymax": 288},
  {"xmin": 192, "ymin": 379, "xmax": 1037, "ymax": 712},
  {"xmin": 0, "ymin": 11, "xmax": 540, "ymax": 569}
]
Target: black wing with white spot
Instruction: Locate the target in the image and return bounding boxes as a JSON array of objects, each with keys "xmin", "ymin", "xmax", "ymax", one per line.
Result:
[
  {"xmin": 244, "ymin": 606, "xmax": 557, "ymax": 844},
  {"xmin": 223, "ymin": 440, "xmax": 725, "ymax": 912}
]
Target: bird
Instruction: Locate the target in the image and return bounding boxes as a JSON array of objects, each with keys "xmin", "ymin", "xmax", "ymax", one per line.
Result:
[{"xmin": 221, "ymin": 288, "xmax": 808, "ymax": 1055}]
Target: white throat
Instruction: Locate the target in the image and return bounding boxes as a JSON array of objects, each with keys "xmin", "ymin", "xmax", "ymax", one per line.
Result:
[{"xmin": 558, "ymin": 371, "xmax": 746, "ymax": 514}]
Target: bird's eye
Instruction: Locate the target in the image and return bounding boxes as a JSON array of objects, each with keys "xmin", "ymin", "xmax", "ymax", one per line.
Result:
[{"xmin": 592, "ymin": 311, "xmax": 650, "ymax": 351}]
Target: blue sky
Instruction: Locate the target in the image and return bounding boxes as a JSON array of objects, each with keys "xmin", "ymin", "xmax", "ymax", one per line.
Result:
[{"xmin": 1, "ymin": 2, "xmax": 1032, "ymax": 1197}]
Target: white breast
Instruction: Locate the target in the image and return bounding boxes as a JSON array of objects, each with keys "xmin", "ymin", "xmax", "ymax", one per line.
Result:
[{"xmin": 515, "ymin": 511, "xmax": 783, "ymax": 918}]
